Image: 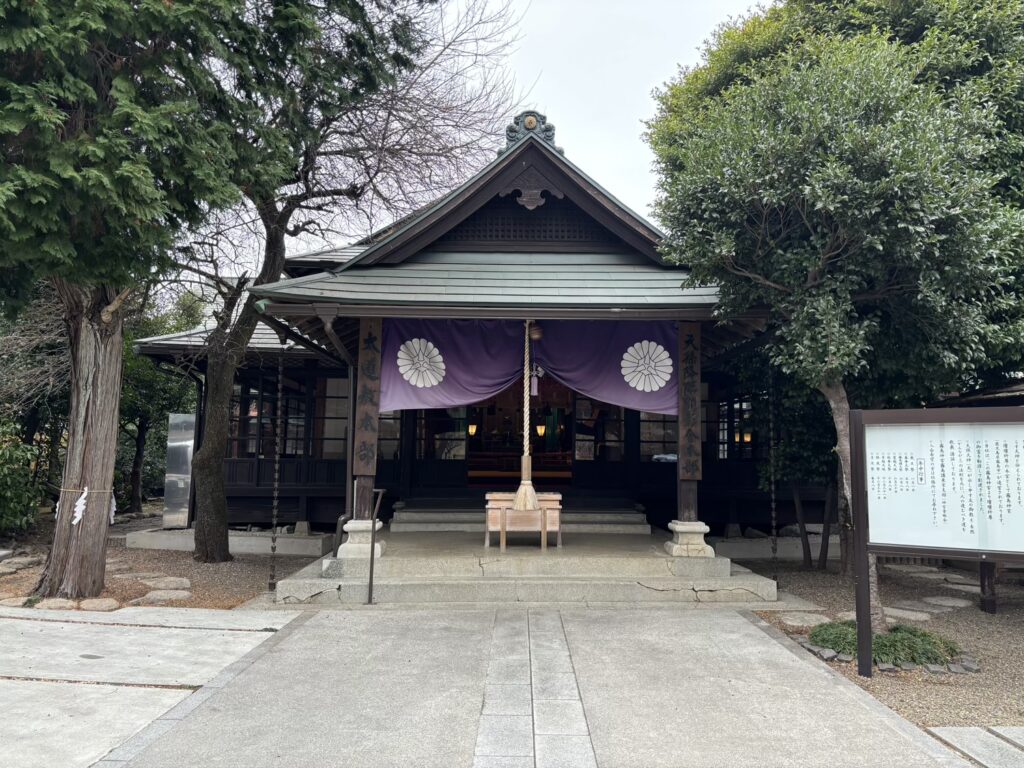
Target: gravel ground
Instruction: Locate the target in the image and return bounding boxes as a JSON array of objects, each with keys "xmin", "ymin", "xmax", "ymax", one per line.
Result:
[
  {"xmin": 0, "ymin": 512, "xmax": 318, "ymax": 609},
  {"xmin": 749, "ymin": 558, "xmax": 1024, "ymax": 728}
]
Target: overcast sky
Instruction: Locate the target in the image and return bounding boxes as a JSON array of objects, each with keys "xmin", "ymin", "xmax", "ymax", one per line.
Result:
[{"xmin": 507, "ymin": 0, "xmax": 758, "ymax": 224}]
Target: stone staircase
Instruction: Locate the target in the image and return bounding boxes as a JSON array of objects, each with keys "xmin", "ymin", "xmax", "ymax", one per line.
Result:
[
  {"xmin": 389, "ymin": 499, "xmax": 652, "ymax": 535},
  {"xmin": 274, "ymin": 531, "xmax": 778, "ymax": 606}
]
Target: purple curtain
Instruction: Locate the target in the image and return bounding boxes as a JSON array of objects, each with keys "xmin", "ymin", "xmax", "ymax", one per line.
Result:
[
  {"xmin": 534, "ymin": 321, "xmax": 678, "ymax": 415},
  {"xmin": 380, "ymin": 319, "xmax": 523, "ymax": 412}
]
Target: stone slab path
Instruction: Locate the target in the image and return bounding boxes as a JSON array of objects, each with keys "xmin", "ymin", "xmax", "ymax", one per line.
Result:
[
  {"xmin": 475, "ymin": 610, "xmax": 597, "ymax": 767},
  {"xmin": 930, "ymin": 727, "xmax": 1024, "ymax": 768},
  {"xmin": 113, "ymin": 607, "xmax": 967, "ymax": 768},
  {"xmin": 0, "ymin": 606, "xmax": 300, "ymax": 768}
]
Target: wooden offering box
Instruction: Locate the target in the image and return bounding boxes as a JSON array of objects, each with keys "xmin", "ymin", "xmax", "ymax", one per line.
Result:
[{"xmin": 484, "ymin": 492, "xmax": 562, "ymax": 551}]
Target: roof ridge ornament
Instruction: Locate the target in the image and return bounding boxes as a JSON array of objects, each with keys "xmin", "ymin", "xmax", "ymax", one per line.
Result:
[{"xmin": 501, "ymin": 110, "xmax": 563, "ymax": 155}]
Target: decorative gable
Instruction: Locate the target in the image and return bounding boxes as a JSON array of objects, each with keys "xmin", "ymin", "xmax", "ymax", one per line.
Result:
[{"xmin": 431, "ymin": 194, "xmax": 628, "ymax": 252}]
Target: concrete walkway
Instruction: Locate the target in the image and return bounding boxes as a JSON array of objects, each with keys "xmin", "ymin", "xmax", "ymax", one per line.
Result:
[
  {"xmin": 0, "ymin": 606, "xmax": 300, "ymax": 768},
  {"xmin": 15, "ymin": 606, "xmax": 961, "ymax": 768}
]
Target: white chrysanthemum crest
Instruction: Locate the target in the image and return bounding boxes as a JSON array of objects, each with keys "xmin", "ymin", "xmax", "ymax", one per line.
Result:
[
  {"xmin": 397, "ymin": 337, "xmax": 446, "ymax": 388},
  {"xmin": 621, "ymin": 340, "xmax": 673, "ymax": 393}
]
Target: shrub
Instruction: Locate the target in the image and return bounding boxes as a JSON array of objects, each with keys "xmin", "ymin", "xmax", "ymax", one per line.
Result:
[
  {"xmin": 0, "ymin": 422, "xmax": 41, "ymax": 536},
  {"xmin": 808, "ymin": 620, "xmax": 960, "ymax": 665}
]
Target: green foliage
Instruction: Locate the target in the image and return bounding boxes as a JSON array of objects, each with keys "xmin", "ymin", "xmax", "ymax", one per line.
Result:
[
  {"xmin": 0, "ymin": 0, "xmax": 248, "ymax": 310},
  {"xmin": 0, "ymin": 421, "xmax": 41, "ymax": 536},
  {"xmin": 651, "ymin": 34, "xmax": 1021, "ymax": 397},
  {"xmin": 651, "ymin": 0, "xmax": 1024, "ymax": 388},
  {"xmin": 809, "ymin": 620, "xmax": 960, "ymax": 664},
  {"xmin": 0, "ymin": 0, "xmax": 417, "ymax": 311}
]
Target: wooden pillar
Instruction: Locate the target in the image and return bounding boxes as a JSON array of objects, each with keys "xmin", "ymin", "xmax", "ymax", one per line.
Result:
[
  {"xmin": 352, "ymin": 318, "xmax": 383, "ymax": 519},
  {"xmin": 677, "ymin": 322, "xmax": 702, "ymax": 522}
]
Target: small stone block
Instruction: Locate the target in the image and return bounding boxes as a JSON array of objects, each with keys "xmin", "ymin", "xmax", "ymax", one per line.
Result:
[
  {"xmin": 922, "ymin": 596, "xmax": 972, "ymax": 609},
  {"xmin": 0, "ymin": 549, "xmax": 12, "ymax": 562},
  {"xmin": 130, "ymin": 589, "xmax": 191, "ymax": 605},
  {"xmin": 899, "ymin": 662, "xmax": 918, "ymax": 671},
  {"xmin": 816, "ymin": 648, "xmax": 838, "ymax": 661},
  {"xmin": 961, "ymin": 660, "xmax": 981, "ymax": 673},
  {"xmin": 80, "ymin": 598, "xmax": 119, "ymax": 612},
  {"xmin": 483, "ymin": 685, "xmax": 531, "ymax": 716},
  {"xmin": 836, "ymin": 653, "xmax": 853, "ymax": 663},
  {"xmin": 475, "ymin": 715, "xmax": 533, "ymax": 757},
  {"xmin": 5, "ymin": 555, "xmax": 43, "ymax": 569},
  {"xmin": 36, "ymin": 598, "xmax": 77, "ymax": 610},
  {"xmin": 0, "ymin": 565, "xmax": 17, "ymax": 576},
  {"xmin": 924, "ymin": 664, "xmax": 946, "ymax": 675},
  {"xmin": 141, "ymin": 576, "xmax": 190, "ymax": 590},
  {"xmin": 883, "ymin": 607, "xmax": 932, "ymax": 623},
  {"xmin": 947, "ymin": 663, "xmax": 968, "ymax": 674},
  {"xmin": 779, "ymin": 612, "xmax": 831, "ymax": 629},
  {"xmin": 532, "ymin": 672, "xmax": 579, "ymax": 701},
  {"xmin": 533, "ymin": 700, "xmax": 589, "ymax": 736},
  {"xmin": 877, "ymin": 662, "xmax": 897, "ymax": 672},
  {"xmin": 534, "ymin": 734, "xmax": 596, "ymax": 768},
  {"xmin": 0, "ymin": 597, "xmax": 32, "ymax": 607}
]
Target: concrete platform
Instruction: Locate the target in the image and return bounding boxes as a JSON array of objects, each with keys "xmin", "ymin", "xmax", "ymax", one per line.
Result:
[
  {"xmin": 125, "ymin": 527, "xmax": 333, "ymax": 556},
  {"xmin": 276, "ymin": 532, "xmax": 777, "ymax": 605}
]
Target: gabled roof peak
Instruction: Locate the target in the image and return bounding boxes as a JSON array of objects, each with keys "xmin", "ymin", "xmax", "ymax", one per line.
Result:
[{"xmin": 501, "ymin": 110, "xmax": 562, "ymax": 155}]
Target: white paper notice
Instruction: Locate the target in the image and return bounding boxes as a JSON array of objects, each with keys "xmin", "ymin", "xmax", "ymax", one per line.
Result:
[{"xmin": 865, "ymin": 422, "xmax": 1024, "ymax": 553}]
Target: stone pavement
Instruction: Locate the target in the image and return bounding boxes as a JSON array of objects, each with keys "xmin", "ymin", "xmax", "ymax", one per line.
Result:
[
  {"xmin": 931, "ymin": 727, "xmax": 1024, "ymax": 767},
  {"xmin": 92, "ymin": 606, "xmax": 969, "ymax": 768},
  {"xmin": 0, "ymin": 606, "xmax": 300, "ymax": 768}
]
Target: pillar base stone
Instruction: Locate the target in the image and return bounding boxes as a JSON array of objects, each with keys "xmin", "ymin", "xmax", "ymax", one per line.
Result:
[
  {"xmin": 336, "ymin": 519, "xmax": 385, "ymax": 559},
  {"xmin": 665, "ymin": 520, "xmax": 715, "ymax": 558}
]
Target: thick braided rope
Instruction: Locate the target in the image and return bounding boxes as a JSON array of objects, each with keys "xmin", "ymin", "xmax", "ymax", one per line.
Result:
[{"xmin": 523, "ymin": 320, "xmax": 530, "ymax": 460}]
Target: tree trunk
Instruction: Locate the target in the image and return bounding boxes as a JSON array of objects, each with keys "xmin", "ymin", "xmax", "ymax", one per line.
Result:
[
  {"xmin": 36, "ymin": 281, "xmax": 126, "ymax": 599},
  {"xmin": 818, "ymin": 379, "xmax": 887, "ymax": 636},
  {"xmin": 191, "ymin": 347, "xmax": 235, "ymax": 562},
  {"xmin": 791, "ymin": 482, "xmax": 812, "ymax": 569},
  {"xmin": 191, "ymin": 211, "xmax": 289, "ymax": 562},
  {"xmin": 21, "ymin": 406, "xmax": 41, "ymax": 445},
  {"xmin": 129, "ymin": 417, "xmax": 150, "ymax": 516},
  {"xmin": 818, "ymin": 480, "xmax": 835, "ymax": 570}
]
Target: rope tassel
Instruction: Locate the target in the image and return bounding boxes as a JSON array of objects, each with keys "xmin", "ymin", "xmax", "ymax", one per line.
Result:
[{"xmin": 512, "ymin": 320, "xmax": 540, "ymax": 513}]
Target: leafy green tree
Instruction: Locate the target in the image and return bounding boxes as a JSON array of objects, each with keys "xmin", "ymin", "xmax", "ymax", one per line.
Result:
[
  {"xmin": 650, "ymin": 36, "xmax": 1020, "ymax": 633},
  {"xmin": 186, "ymin": 0, "xmax": 514, "ymax": 562},
  {"xmin": 0, "ymin": 422, "xmax": 41, "ymax": 537},
  {"xmin": 0, "ymin": 0, "xmax": 243, "ymax": 596}
]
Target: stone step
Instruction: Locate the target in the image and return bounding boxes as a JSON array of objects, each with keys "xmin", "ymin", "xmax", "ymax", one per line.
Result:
[
  {"xmin": 276, "ymin": 573, "xmax": 776, "ymax": 605},
  {"xmin": 389, "ymin": 521, "xmax": 652, "ymax": 535},
  {"xmin": 391, "ymin": 511, "xmax": 645, "ymax": 524},
  {"xmin": 930, "ymin": 727, "xmax": 1024, "ymax": 767},
  {"xmin": 321, "ymin": 554, "xmax": 731, "ymax": 580}
]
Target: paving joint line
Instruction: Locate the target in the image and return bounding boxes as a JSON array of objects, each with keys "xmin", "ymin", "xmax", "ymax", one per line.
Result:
[
  {"xmin": 0, "ymin": 675, "xmax": 199, "ymax": 691},
  {"xmin": 1, "ymin": 610, "xmax": 290, "ymax": 633},
  {"xmin": 88, "ymin": 609, "xmax": 316, "ymax": 767}
]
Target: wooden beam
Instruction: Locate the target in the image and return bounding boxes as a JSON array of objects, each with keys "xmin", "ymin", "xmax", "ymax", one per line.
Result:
[
  {"xmin": 677, "ymin": 322, "xmax": 702, "ymax": 522},
  {"xmin": 315, "ymin": 311, "xmax": 355, "ymax": 368},
  {"xmin": 352, "ymin": 318, "xmax": 383, "ymax": 519},
  {"xmin": 255, "ymin": 314, "xmax": 344, "ymax": 368}
]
